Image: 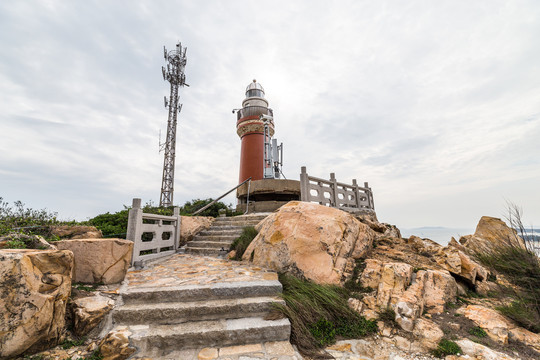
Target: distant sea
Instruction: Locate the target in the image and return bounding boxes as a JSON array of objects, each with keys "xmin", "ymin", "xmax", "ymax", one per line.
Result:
[
  {"xmin": 400, "ymin": 227, "xmax": 474, "ymax": 246},
  {"xmin": 400, "ymin": 227, "xmax": 540, "ymax": 251}
]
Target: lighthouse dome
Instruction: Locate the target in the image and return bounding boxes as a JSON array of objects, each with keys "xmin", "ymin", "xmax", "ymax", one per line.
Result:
[{"xmin": 245, "ymin": 79, "xmax": 265, "ymax": 98}]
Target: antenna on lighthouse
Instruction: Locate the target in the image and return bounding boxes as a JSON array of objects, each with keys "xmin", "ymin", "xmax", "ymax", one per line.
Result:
[{"xmin": 159, "ymin": 41, "xmax": 188, "ymax": 207}]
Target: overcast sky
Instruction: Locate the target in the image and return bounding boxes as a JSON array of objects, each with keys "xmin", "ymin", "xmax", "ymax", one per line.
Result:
[{"xmin": 1, "ymin": 0, "xmax": 539, "ymax": 231}]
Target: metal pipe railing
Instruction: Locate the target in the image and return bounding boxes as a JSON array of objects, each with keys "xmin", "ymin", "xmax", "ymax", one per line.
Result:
[{"xmin": 192, "ymin": 177, "xmax": 252, "ymax": 216}]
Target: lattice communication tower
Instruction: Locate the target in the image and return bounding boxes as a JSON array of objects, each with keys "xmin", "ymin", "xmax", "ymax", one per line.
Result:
[{"xmin": 159, "ymin": 42, "xmax": 188, "ymax": 207}]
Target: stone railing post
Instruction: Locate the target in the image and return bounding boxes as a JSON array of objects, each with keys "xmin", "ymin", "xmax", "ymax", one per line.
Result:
[
  {"xmin": 174, "ymin": 206, "xmax": 181, "ymax": 250},
  {"xmin": 330, "ymin": 173, "xmax": 338, "ymax": 207},
  {"xmin": 352, "ymin": 179, "xmax": 361, "ymax": 208},
  {"xmin": 126, "ymin": 198, "xmax": 143, "ymax": 265},
  {"xmin": 300, "ymin": 166, "xmax": 310, "ymax": 202},
  {"xmin": 365, "ymin": 182, "xmax": 375, "ymax": 210}
]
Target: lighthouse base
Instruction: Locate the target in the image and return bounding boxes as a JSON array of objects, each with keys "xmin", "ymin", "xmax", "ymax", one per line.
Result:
[{"xmin": 236, "ymin": 179, "xmax": 301, "ymax": 213}]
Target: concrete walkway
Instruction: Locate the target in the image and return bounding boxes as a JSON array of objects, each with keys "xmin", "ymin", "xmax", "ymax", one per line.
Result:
[{"xmin": 112, "ymin": 254, "xmax": 301, "ymax": 360}]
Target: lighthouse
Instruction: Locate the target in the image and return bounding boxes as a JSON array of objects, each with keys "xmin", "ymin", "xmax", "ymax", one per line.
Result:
[
  {"xmin": 234, "ymin": 80, "xmax": 301, "ymax": 213},
  {"xmin": 235, "ymin": 79, "xmax": 274, "ymax": 183}
]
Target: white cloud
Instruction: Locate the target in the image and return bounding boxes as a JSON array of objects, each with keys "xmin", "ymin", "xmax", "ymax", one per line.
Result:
[{"xmin": 0, "ymin": 0, "xmax": 539, "ymax": 229}]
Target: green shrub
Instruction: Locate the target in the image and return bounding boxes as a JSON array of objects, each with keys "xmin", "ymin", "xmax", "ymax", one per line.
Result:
[
  {"xmin": 432, "ymin": 339, "xmax": 462, "ymax": 358},
  {"xmin": 230, "ymin": 226, "xmax": 258, "ymax": 260},
  {"xmin": 61, "ymin": 337, "xmax": 86, "ymax": 349},
  {"xmin": 274, "ymin": 273, "xmax": 377, "ymax": 358},
  {"xmin": 5, "ymin": 239, "xmax": 27, "ymax": 249},
  {"xmin": 0, "ymin": 197, "xmax": 61, "ymax": 239},
  {"xmin": 377, "ymin": 307, "xmax": 396, "ymax": 325},
  {"xmin": 309, "ymin": 318, "xmax": 336, "ymax": 346},
  {"xmin": 468, "ymin": 326, "xmax": 487, "ymax": 337}
]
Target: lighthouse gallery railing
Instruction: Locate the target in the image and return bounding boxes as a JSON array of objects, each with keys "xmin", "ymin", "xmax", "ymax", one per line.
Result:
[{"xmin": 237, "ymin": 106, "xmax": 273, "ymax": 121}]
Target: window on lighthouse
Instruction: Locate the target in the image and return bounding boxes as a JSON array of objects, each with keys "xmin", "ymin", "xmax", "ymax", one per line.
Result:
[{"xmin": 247, "ymin": 89, "xmax": 264, "ymax": 98}]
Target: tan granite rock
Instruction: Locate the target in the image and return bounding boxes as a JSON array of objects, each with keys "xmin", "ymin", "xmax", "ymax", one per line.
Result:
[
  {"xmin": 376, "ymin": 262, "xmax": 413, "ymax": 308},
  {"xmin": 460, "ymin": 216, "xmax": 526, "ymax": 254},
  {"xmin": 463, "ymin": 305, "xmax": 512, "ymax": 343},
  {"xmin": 72, "ymin": 294, "xmax": 114, "ymax": 336},
  {"xmin": 180, "ymin": 216, "xmax": 214, "ymax": 246},
  {"xmin": 360, "ymin": 258, "xmax": 384, "ymax": 289},
  {"xmin": 412, "ymin": 318, "xmax": 444, "ymax": 350},
  {"xmin": 243, "ymin": 201, "xmax": 376, "ymax": 284},
  {"xmin": 457, "ymin": 339, "xmax": 519, "ymax": 360},
  {"xmin": 434, "ymin": 245, "xmax": 488, "ymax": 286},
  {"xmin": 395, "ymin": 270, "xmax": 425, "ymax": 331},
  {"xmin": 0, "ymin": 249, "xmax": 73, "ymax": 358},
  {"xmin": 464, "ymin": 305, "xmax": 540, "ymax": 351},
  {"xmin": 51, "ymin": 225, "xmax": 102, "ymax": 239},
  {"xmin": 423, "ymin": 269, "xmax": 457, "ymax": 314},
  {"xmin": 56, "ymin": 238, "xmax": 133, "ymax": 284},
  {"xmin": 99, "ymin": 329, "xmax": 136, "ymax": 360}
]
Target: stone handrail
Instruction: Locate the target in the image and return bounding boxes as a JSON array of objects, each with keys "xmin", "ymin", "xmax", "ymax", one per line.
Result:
[
  {"xmin": 126, "ymin": 198, "xmax": 181, "ymax": 265},
  {"xmin": 300, "ymin": 166, "xmax": 375, "ymax": 211}
]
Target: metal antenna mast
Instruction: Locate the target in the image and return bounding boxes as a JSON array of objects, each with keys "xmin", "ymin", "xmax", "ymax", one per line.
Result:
[{"xmin": 159, "ymin": 42, "xmax": 188, "ymax": 207}]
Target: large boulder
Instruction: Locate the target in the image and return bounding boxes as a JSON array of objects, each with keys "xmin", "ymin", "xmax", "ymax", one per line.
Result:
[
  {"xmin": 242, "ymin": 201, "xmax": 376, "ymax": 284},
  {"xmin": 56, "ymin": 238, "xmax": 133, "ymax": 284},
  {"xmin": 71, "ymin": 295, "xmax": 114, "ymax": 336},
  {"xmin": 180, "ymin": 216, "xmax": 214, "ymax": 246},
  {"xmin": 51, "ymin": 225, "xmax": 102, "ymax": 239},
  {"xmin": 459, "ymin": 216, "xmax": 526, "ymax": 254},
  {"xmin": 0, "ymin": 249, "xmax": 73, "ymax": 358}
]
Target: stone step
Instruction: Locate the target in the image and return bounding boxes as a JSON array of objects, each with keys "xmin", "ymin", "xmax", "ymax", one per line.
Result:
[
  {"xmin": 200, "ymin": 228, "xmax": 244, "ymax": 234},
  {"xmin": 185, "ymin": 247, "xmax": 226, "ymax": 257},
  {"xmin": 206, "ymin": 225, "xmax": 245, "ymax": 231},
  {"xmin": 121, "ymin": 280, "xmax": 283, "ymax": 305},
  {"xmin": 186, "ymin": 241, "xmax": 233, "ymax": 250},
  {"xmin": 113, "ymin": 296, "xmax": 285, "ymax": 325},
  {"xmin": 126, "ymin": 317, "xmax": 290, "ymax": 356},
  {"xmin": 192, "ymin": 234, "xmax": 239, "ymax": 241}
]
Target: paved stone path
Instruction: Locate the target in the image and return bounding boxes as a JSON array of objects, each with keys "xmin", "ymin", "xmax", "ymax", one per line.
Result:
[{"xmin": 126, "ymin": 253, "xmax": 279, "ymax": 288}]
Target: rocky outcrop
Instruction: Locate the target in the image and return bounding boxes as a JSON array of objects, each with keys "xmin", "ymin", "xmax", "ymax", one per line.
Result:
[
  {"xmin": 462, "ymin": 305, "xmax": 540, "ymax": 350},
  {"xmin": 72, "ymin": 295, "xmax": 114, "ymax": 336},
  {"xmin": 55, "ymin": 238, "xmax": 133, "ymax": 284},
  {"xmin": 0, "ymin": 249, "xmax": 73, "ymax": 359},
  {"xmin": 99, "ymin": 329, "xmax": 136, "ymax": 360},
  {"xmin": 179, "ymin": 216, "xmax": 214, "ymax": 246},
  {"xmin": 412, "ymin": 318, "xmax": 444, "ymax": 350},
  {"xmin": 376, "ymin": 262, "xmax": 413, "ymax": 309},
  {"xmin": 459, "ymin": 216, "xmax": 526, "ymax": 254},
  {"xmin": 456, "ymin": 339, "xmax": 520, "ymax": 360},
  {"xmin": 51, "ymin": 225, "xmax": 103, "ymax": 239},
  {"xmin": 242, "ymin": 201, "xmax": 376, "ymax": 284}
]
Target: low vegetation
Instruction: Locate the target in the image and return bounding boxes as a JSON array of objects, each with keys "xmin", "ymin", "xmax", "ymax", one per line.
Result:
[
  {"xmin": 431, "ymin": 339, "xmax": 462, "ymax": 358},
  {"xmin": 0, "ymin": 197, "xmax": 63, "ymax": 241},
  {"xmin": 476, "ymin": 241, "xmax": 540, "ymax": 332},
  {"xmin": 274, "ymin": 273, "xmax": 377, "ymax": 358},
  {"xmin": 229, "ymin": 226, "xmax": 258, "ymax": 260}
]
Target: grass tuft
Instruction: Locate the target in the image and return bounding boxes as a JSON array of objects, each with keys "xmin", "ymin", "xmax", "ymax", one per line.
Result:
[
  {"xmin": 431, "ymin": 339, "xmax": 462, "ymax": 358},
  {"xmin": 229, "ymin": 226, "xmax": 258, "ymax": 260},
  {"xmin": 274, "ymin": 273, "xmax": 377, "ymax": 358},
  {"xmin": 476, "ymin": 244, "xmax": 540, "ymax": 333},
  {"xmin": 377, "ymin": 307, "xmax": 396, "ymax": 326},
  {"xmin": 468, "ymin": 326, "xmax": 487, "ymax": 338}
]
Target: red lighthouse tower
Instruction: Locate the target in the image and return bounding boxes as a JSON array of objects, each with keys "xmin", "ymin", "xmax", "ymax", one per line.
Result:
[{"xmin": 236, "ymin": 80, "xmax": 274, "ymax": 183}]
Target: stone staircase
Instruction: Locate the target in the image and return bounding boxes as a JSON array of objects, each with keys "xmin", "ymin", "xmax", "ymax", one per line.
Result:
[
  {"xmin": 111, "ymin": 254, "xmax": 291, "ymax": 359},
  {"xmin": 184, "ymin": 213, "xmax": 270, "ymax": 257}
]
